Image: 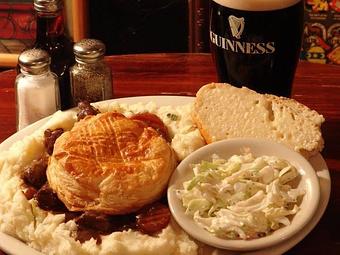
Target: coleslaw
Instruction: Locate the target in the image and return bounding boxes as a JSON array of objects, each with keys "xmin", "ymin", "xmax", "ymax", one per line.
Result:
[{"xmin": 176, "ymin": 153, "xmax": 305, "ymax": 240}]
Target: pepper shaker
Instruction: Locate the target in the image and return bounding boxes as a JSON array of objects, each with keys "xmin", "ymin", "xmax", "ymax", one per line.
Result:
[
  {"xmin": 70, "ymin": 39, "xmax": 113, "ymax": 106},
  {"xmin": 15, "ymin": 49, "xmax": 60, "ymax": 130}
]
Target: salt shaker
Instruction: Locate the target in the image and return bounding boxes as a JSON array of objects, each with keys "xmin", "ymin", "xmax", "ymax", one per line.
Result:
[
  {"xmin": 15, "ymin": 49, "xmax": 60, "ymax": 130},
  {"xmin": 70, "ymin": 39, "xmax": 113, "ymax": 106}
]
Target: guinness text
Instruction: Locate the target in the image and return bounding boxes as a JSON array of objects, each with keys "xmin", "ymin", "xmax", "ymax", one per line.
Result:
[{"xmin": 210, "ymin": 31, "xmax": 276, "ymax": 54}]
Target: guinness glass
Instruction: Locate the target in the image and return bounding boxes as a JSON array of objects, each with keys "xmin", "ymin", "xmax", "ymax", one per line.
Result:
[{"xmin": 209, "ymin": 0, "xmax": 304, "ymax": 97}]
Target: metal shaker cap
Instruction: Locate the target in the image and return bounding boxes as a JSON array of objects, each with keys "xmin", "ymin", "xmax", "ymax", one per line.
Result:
[
  {"xmin": 34, "ymin": 0, "xmax": 62, "ymax": 13},
  {"xmin": 18, "ymin": 49, "xmax": 51, "ymax": 75},
  {"xmin": 73, "ymin": 39, "xmax": 106, "ymax": 63}
]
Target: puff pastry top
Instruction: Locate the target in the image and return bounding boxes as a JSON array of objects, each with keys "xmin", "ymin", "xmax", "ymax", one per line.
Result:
[{"xmin": 47, "ymin": 112, "xmax": 177, "ymax": 215}]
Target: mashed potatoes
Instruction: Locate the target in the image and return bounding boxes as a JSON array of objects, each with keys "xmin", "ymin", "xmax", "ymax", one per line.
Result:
[{"xmin": 0, "ymin": 101, "xmax": 205, "ymax": 255}]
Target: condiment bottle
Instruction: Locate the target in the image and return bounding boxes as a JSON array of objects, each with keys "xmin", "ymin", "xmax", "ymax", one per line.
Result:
[
  {"xmin": 15, "ymin": 49, "xmax": 60, "ymax": 130},
  {"xmin": 33, "ymin": 0, "xmax": 74, "ymax": 110},
  {"xmin": 70, "ymin": 39, "xmax": 113, "ymax": 106}
]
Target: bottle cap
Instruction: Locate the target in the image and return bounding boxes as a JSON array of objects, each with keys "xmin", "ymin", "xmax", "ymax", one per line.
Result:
[
  {"xmin": 34, "ymin": 0, "xmax": 62, "ymax": 13},
  {"xmin": 73, "ymin": 39, "xmax": 106, "ymax": 63},
  {"xmin": 18, "ymin": 49, "xmax": 51, "ymax": 75}
]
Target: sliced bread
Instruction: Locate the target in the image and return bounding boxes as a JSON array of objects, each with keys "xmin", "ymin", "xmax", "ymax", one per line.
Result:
[{"xmin": 192, "ymin": 83, "xmax": 325, "ymax": 158}]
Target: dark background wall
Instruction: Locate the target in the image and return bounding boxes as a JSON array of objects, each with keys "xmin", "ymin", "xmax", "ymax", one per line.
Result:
[{"xmin": 88, "ymin": 0, "xmax": 189, "ymax": 55}]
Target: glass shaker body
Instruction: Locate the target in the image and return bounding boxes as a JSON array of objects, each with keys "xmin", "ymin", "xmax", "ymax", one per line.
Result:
[
  {"xmin": 70, "ymin": 60, "xmax": 112, "ymax": 105},
  {"xmin": 70, "ymin": 39, "xmax": 113, "ymax": 106},
  {"xmin": 16, "ymin": 48, "xmax": 60, "ymax": 130},
  {"xmin": 15, "ymin": 71, "xmax": 60, "ymax": 130}
]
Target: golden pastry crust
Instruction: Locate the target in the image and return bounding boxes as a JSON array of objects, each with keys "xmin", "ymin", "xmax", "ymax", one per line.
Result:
[{"xmin": 47, "ymin": 112, "xmax": 177, "ymax": 214}]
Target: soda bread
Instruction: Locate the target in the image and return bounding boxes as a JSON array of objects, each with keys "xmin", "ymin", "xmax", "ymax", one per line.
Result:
[{"xmin": 193, "ymin": 83, "xmax": 325, "ymax": 158}]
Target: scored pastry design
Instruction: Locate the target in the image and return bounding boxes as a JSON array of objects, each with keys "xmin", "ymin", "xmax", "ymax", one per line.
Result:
[{"xmin": 47, "ymin": 112, "xmax": 177, "ymax": 214}]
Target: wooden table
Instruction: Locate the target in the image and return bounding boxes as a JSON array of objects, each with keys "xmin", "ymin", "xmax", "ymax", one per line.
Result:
[{"xmin": 0, "ymin": 53, "xmax": 340, "ymax": 255}]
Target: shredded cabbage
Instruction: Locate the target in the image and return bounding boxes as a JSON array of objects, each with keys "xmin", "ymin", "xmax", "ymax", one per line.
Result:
[{"xmin": 176, "ymin": 153, "xmax": 305, "ymax": 240}]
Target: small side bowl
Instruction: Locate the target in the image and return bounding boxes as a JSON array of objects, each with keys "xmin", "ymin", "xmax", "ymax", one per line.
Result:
[{"xmin": 167, "ymin": 138, "xmax": 320, "ymax": 251}]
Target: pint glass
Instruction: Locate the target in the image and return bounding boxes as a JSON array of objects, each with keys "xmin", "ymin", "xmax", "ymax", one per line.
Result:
[{"xmin": 209, "ymin": 0, "xmax": 304, "ymax": 97}]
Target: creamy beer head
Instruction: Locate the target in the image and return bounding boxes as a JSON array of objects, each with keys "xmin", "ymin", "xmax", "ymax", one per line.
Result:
[{"xmin": 212, "ymin": 0, "xmax": 301, "ymax": 11}]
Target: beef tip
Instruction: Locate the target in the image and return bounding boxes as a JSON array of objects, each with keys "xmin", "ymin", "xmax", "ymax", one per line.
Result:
[
  {"xmin": 75, "ymin": 212, "xmax": 111, "ymax": 244},
  {"xmin": 44, "ymin": 128, "xmax": 64, "ymax": 155},
  {"xmin": 64, "ymin": 211, "xmax": 82, "ymax": 223},
  {"xmin": 75, "ymin": 212, "xmax": 112, "ymax": 234},
  {"xmin": 21, "ymin": 155, "xmax": 48, "ymax": 190},
  {"xmin": 76, "ymin": 212, "xmax": 136, "ymax": 234},
  {"xmin": 35, "ymin": 184, "xmax": 67, "ymax": 212},
  {"xmin": 75, "ymin": 212, "xmax": 136, "ymax": 244},
  {"xmin": 73, "ymin": 203, "xmax": 170, "ymax": 244},
  {"xmin": 77, "ymin": 101, "xmax": 100, "ymax": 121},
  {"xmin": 21, "ymin": 185, "xmax": 37, "ymax": 200},
  {"xmin": 109, "ymin": 214, "xmax": 137, "ymax": 233},
  {"xmin": 76, "ymin": 228, "xmax": 102, "ymax": 245},
  {"xmin": 136, "ymin": 202, "xmax": 171, "ymax": 235}
]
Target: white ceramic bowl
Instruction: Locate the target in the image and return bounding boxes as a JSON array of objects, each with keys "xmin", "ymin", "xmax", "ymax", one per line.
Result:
[{"xmin": 167, "ymin": 138, "xmax": 320, "ymax": 251}]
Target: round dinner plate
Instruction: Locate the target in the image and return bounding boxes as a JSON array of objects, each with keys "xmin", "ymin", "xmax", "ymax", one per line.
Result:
[{"xmin": 0, "ymin": 96, "xmax": 331, "ymax": 255}]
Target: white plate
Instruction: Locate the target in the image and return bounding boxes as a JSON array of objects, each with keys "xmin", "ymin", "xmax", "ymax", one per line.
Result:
[{"xmin": 0, "ymin": 96, "xmax": 331, "ymax": 255}]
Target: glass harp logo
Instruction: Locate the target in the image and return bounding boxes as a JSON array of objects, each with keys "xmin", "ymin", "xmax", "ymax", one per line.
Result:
[
  {"xmin": 228, "ymin": 15, "xmax": 245, "ymax": 39},
  {"xmin": 209, "ymin": 14, "xmax": 276, "ymax": 55}
]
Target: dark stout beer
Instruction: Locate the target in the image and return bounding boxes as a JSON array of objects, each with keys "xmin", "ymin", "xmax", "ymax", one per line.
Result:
[{"xmin": 209, "ymin": 0, "xmax": 304, "ymax": 97}]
